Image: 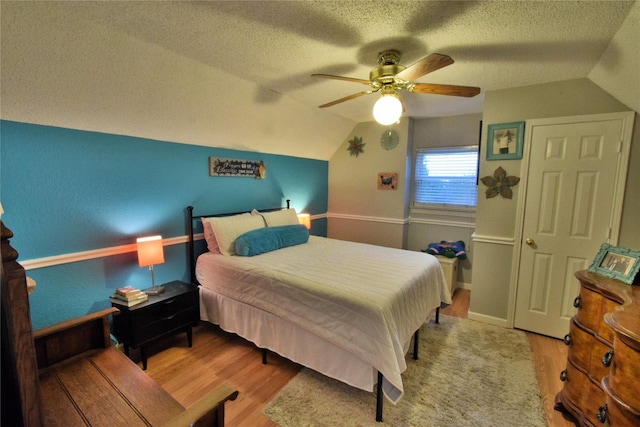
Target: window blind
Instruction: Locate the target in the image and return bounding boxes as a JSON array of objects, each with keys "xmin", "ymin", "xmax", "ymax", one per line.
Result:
[{"xmin": 413, "ymin": 146, "xmax": 478, "ymax": 208}]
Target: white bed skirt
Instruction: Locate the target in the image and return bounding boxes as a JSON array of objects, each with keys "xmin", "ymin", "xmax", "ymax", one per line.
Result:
[{"xmin": 200, "ymin": 285, "xmax": 437, "ymax": 397}]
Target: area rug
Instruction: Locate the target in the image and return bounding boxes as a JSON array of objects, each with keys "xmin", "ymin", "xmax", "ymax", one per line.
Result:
[{"xmin": 263, "ymin": 315, "xmax": 546, "ymax": 426}]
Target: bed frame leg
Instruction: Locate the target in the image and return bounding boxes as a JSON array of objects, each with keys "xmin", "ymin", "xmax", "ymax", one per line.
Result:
[
  {"xmin": 376, "ymin": 371, "xmax": 383, "ymax": 422},
  {"xmin": 262, "ymin": 348, "xmax": 267, "ymax": 364},
  {"xmin": 413, "ymin": 329, "xmax": 419, "ymax": 360},
  {"xmin": 435, "ymin": 306, "xmax": 440, "ymax": 324}
]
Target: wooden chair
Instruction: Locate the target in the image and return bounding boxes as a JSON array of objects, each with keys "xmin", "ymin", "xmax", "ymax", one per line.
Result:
[{"xmin": 1, "ymin": 220, "xmax": 238, "ymax": 426}]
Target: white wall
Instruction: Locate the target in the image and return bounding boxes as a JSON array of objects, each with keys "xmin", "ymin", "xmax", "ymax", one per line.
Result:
[{"xmin": 328, "ymin": 119, "xmax": 411, "ymax": 248}]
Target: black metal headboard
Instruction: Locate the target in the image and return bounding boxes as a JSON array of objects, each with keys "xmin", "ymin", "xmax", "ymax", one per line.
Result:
[{"xmin": 186, "ymin": 200, "xmax": 290, "ymax": 284}]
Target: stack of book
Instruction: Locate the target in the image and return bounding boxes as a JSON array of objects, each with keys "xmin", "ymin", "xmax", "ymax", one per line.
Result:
[{"xmin": 109, "ymin": 286, "xmax": 148, "ymax": 307}]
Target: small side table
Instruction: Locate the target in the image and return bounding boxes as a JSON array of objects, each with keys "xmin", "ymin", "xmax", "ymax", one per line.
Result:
[
  {"xmin": 436, "ymin": 256, "xmax": 459, "ymax": 297},
  {"xmin": 111, "ymin": 280, "xmax": 199, "ymax": 370}
]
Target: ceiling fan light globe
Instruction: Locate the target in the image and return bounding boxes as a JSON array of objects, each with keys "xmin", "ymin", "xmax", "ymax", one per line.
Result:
[{"xmin": 373, "ymin": 94, "xmax": 402, "ymax": 125}]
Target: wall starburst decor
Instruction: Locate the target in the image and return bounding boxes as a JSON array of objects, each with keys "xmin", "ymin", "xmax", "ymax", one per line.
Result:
[
  {"xmin": 480, "ymin": 166, "xmax": 520, "ymax": 199},
  {"xmin": 347, "ymin": 136, "xmax": 365, "ymax": 157}
]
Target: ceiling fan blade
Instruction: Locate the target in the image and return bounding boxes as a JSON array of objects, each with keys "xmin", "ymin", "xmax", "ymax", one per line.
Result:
[
  {"xmin": 409, "ymin": 83, "xmax": 481, "ymax": 97},
  {"xmin": 318, "ymin": 91, "xmax": 376, "ymax": 108},
  {"xmin": 395, "ymin": 53, "xmax": 454, "ymax": 82},
  {"xmin": 311, "ymin": 74, "xmax": 372, "ymax": 85}
]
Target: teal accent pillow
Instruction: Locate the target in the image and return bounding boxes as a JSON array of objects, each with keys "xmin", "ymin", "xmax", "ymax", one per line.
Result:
[{"xmin": 235, "ymin": 224, "xmax": 309, "ymax": 256}]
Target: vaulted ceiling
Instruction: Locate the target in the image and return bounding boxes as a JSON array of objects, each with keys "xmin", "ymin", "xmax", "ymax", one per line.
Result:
[{"xmin": 2, "ymin": 1, "xmax": 638, "ymax": 160}]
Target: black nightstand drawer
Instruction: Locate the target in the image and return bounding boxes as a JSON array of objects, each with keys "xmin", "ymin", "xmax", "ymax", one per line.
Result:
[
  {"xmin": 132, "ymin": 292, "xmax": 197, "ymax": 329},
  {"xmin": 135, "ymin": 306, "xmax": 198, "ymax": 344}
]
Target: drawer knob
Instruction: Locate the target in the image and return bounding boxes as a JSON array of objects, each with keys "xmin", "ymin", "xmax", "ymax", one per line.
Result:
[
  {"xmin": 563, "ymin": 333, "xmax": 572, "ymax": 346},
  {"xmin": 560, "ymin": 369, "xmax": 568, "ymax": 382},
  {"xmin": 573, "ymin": 295, "xmax": 581, "ymax": 308},
  {"xmin": 602, "ymin": 350, "xmax": 614, "ymax": 367},
  {"xmin": 597, "ymin": 404, "xmax": 608, "ymax": 423}
]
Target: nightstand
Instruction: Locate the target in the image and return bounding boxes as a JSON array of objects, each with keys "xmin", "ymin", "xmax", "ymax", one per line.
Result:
[{"xmin": 111, "ymin": 280, "xmax": 199, "ymax": 370}]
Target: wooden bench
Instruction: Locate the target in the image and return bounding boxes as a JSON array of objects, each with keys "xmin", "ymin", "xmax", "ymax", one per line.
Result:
[{"xmin": 1, "ymin": 220, "xmax": 238, "ymax": 426}]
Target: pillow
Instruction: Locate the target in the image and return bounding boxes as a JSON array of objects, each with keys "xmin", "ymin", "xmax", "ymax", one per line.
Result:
[
  {"xmin": 201, "ymin": 218, "xmax": 221, "ymax": 253},
  {"xmin": 259, "ymin": 208, "xmax": 299, "ymax": 227},
  {"xmin": 204, "ymin": 213, "xmax": 266, "ymax": 256},
  {"xmin": 235, "ymin": 224, "xmax": 309, "ymax": 257}
]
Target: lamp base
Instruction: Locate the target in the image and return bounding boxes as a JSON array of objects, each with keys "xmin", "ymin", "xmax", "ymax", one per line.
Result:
[{"xmin": 143, "ymin": 285, "xmax": 165, "ymax": 296}]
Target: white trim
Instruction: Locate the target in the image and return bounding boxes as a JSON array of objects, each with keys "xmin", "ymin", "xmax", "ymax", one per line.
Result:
[
  {"xmin": 471, "ymin": 233, "xmax": 515, "ymax": 245},
  {"xmin": 20, "ymin": 211, "xmax": 331, "ymax": 271},
  {"xmin": 328, "ymin": 212, "xmax": 409, "ymax": 225},
  {"xmin": 410, "ymin": 207, "xmax": 476, "ymax": 217},
  {"xmin": 409, "ymin": 217, "xmax": 476, "ymax": 229},
  {"xmin": 467, "ymin": 311, "xmax": 509, "ymax": 328},
  {"xmin": 21, "ymin": 234, "xmax": 204, "ymax": 271}
]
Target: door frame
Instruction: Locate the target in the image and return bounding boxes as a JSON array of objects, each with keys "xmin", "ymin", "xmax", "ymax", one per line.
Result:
[{"xmin": 506, "ymin": 111, "xmax": 635, "ymax": 328}]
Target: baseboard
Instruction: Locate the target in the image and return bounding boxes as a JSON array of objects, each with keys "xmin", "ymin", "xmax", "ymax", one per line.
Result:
[
  {"xmin": 467, "ymin": 311, "xmax": 509, "ymax": 328},
  {"xmin": 454, "ymin": 281, "xmax": 471, "ymax": 291}
]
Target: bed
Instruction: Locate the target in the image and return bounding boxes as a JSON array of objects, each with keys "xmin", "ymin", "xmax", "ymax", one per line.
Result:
[{"xmin": 186, "ymin": 204, "xmax": 451, "ymax": 422}]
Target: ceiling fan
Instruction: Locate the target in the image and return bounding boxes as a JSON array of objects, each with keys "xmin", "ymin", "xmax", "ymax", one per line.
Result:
[{"xmin": 312, "ymin": 50, "xmax": 481, "ymax": 125}]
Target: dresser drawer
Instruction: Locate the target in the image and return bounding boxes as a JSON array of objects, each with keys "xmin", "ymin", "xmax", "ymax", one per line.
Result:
[
  {"xmin": 567, "ymin": 319, "xmax": 593, "ymax": 369},
  {"xmin": 563, "ymin": 360, "xmax": 603, "ymax": 426},
  {"xmin": 575, "ymin": 286, "xmax": 602, "ymax": 331},
  {"xmin": 602, "ymin": 376, "xmax": 640, "ymax": 427},
  {"xmin": 608, "ymin": 333, "xmax": 640, "ymax": 410},
  {"xmin": 597, "ymin": 297, "xmax": 619, "ymax": 343},
  {"xmin": 588, "ymin": 339, "xmax": 612, "ymax": 384}
]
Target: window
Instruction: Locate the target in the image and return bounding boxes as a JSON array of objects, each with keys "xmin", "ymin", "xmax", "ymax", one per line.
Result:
[{"xmin": 413, "ymin": 146, "xmax": 478, "ymax": 208}]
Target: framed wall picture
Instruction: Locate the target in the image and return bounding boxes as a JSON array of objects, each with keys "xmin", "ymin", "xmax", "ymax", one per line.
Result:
[
  {"xmin": 378, "ymin": 172, "xmax": 397, "ymax": 190},
  {"xmin": 487, "ymin": 121, "xmax": 525, "ymax": 160},
  {"xmin": 588, "ymin": 243, "xmax": 640, "ymax": 284}
]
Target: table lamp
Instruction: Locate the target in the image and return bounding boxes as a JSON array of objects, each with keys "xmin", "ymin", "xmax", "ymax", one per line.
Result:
[
  {"xmin": 297, "ymin": 213, "xmax": 311, "ymax": 230},
  {"xmin": 137, "ymin": 235, "xmax": 165, "ymax": 295}
]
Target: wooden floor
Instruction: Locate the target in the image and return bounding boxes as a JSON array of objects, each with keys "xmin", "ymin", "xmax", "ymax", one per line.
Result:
[{"xmin": 142, "ymin": 289, "xmax": 577, "ymax": 426}]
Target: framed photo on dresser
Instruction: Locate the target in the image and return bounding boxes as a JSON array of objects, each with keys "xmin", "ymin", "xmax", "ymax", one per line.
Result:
[{"xmin": 589, "ymin": 243, "xmax": 640, "ymax": 284}]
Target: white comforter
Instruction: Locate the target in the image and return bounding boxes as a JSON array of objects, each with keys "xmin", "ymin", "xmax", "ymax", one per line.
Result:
[{"xmin": 196, "ymin": 236, "xmax": 450, "ymax": 403}]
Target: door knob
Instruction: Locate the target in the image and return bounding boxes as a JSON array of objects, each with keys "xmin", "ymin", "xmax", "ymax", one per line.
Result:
[{"xmin": 525, "ymin": 238, "xmax": 535, "ymax": 245}]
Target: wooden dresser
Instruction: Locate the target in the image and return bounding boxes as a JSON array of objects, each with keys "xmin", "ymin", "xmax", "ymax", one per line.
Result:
[{"xmin": 555, "ymin": 270, "xmax": 640, "ymax": 426}]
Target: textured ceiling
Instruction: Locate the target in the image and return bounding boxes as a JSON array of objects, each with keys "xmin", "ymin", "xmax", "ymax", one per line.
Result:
[
  {"xmin": 59, "ymin": 0, "xmax": 634, "ymax": 121},
  {"xmin": 1, "ymin": 1, "xmax": 637, "ymax": 160}
]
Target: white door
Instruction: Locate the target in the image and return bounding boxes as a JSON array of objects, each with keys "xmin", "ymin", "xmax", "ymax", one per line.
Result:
[{"xmin": 514, "ymin": 112, "xmax": 634, "ymax": 338}]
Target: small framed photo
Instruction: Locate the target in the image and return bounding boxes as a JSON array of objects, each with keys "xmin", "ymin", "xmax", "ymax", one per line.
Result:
[
  {"xmin": 588, "ymin": 243, "xmax": 640, "ymax": 284},
  {"xmin": 378, "ymin": 172, "xmax": 397, "ymax": 190},
  {"xmin": 487, "ymin": 121, "xmax": 525, "ymax": 160}
]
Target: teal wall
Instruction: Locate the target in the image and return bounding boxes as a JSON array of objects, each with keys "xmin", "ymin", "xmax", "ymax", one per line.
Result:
[{"xmin": 1, "ymin": 120, "xmax": 328, "ymax": 329}]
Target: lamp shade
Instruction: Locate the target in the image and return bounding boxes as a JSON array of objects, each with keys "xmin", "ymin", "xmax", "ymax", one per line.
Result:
[
  {"xmin": 297, "ymin": 213, "xmax": 311, "ymax": 230},
  {"xmin": 373, "ymin": 94, "xmax": 402, "ymax": 125},
  {"xmin": 137, "ymin": 235, "xmax": 165, "ymax": 267}
]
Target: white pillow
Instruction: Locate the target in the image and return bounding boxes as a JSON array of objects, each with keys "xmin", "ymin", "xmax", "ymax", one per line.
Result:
[
  {"xmin": 260, "ymin": 208, "xmax": 299, "ymax": 227},
  {"xmin": 204, "ymin": 213, "xmax": 266, "ymax": 256}
]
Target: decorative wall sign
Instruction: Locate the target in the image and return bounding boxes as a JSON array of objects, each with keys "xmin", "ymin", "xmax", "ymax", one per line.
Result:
[
  {"xmin": 347, "ymin": 136, "xmax": 365, "ymax": 157},
  {"xmin": 480, "ymin": 166, "xmax": 519, "ymax": 199},
  {"xmin": 487, "ymin": 121, "xmax": 525, "ymax": 160},
  {"xmin": 209, "ymin": 157, "xmax": 266, "ymax": 179},
  {"xmin": 378, "ymin": 172, "xmax": 398, "ymax": 190},
  {"xmin": 380, "ymin": 129, "xmax": 399, "ymax": 150}
]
